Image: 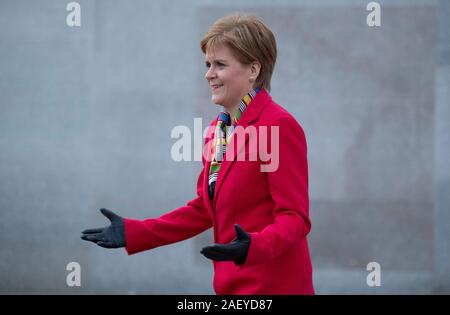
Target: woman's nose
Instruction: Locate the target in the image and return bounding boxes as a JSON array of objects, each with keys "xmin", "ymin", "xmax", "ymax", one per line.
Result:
[{"xmin": 205, "ymin": 66, "xmax": 216, "ymax": 81}]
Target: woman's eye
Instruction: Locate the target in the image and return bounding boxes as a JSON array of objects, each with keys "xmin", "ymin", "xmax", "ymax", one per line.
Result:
[{"xmin": 205, "ymin": 62, "xmax": 225, "ymax": 68}]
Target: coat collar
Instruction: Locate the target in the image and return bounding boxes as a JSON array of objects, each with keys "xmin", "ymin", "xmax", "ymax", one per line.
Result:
[
  {"xmin": 203, "ymin": 88, "xmax": 273, "ymax": 210},
  {"xmin": 235, "ymin": 88, "xmax": 270, "ymax": 128}
]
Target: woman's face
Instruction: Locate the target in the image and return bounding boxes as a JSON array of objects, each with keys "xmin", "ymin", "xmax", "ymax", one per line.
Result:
[{"xmin": 205, "ymin": 45, "xmax": 259, "ymax": 110}]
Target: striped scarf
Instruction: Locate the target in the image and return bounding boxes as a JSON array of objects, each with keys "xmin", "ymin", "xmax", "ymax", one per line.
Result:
[{"xmin": 208, "ymin": 88, "xmax": 260, "ymax": 201}]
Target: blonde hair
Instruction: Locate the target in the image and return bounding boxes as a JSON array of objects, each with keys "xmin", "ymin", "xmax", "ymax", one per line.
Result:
[{"xmin": 200, "ymin": 13, "xmax": 277, "ymax": 92}]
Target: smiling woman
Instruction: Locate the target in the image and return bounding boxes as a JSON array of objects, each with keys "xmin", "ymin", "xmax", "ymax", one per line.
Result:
[
  {"xmin": 201, "ymin": 14, "xmax": 276, "ymax": 121},
  {"xmin": 204, "ymin": 45, "xmax": 261, "ymax": 120},
  {"xmin": 81, "ymin": 12, "xmax": 314, "ymax": 295}
]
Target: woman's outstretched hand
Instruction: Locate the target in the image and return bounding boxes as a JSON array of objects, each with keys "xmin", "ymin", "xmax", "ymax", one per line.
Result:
[
  {"xmin": 200, "ymin": 224, "xmax": 251, "ymax": 265},
  {"xmin": 81, "ymin": 208, "xmax": 126, "ymax": 248}
]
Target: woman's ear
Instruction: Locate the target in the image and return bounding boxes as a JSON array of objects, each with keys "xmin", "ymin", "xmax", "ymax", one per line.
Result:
[{"xmin": 249, "ymin": 61, "xmax": 261, "ymax": 83}]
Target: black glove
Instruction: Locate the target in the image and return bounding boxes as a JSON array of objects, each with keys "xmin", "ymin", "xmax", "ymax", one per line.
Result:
[
  {"xmin": 81, "ymin": 208, "xmax": 126, "ymax": 248},
  {"xmin": 200, "ymin": 224, "xmax": 251, "ymax": 265}
]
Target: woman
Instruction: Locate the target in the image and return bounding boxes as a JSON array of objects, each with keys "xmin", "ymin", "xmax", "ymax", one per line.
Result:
[{"xmin": 81, "ymin": 13, "xmax": 314, "ymax": 295}]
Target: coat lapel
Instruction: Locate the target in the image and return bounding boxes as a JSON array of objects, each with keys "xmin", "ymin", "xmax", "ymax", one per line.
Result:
[
  {"xmin": 203, "ymin": 119, "xmax": 217, "ymax": 214},
  {"xmin": 203, "ymin": 159, "xmax": 214, "ymax": 213},
  {"xmin": 211, "ymin": 89, "xmax": 272, "ymax": 207}
]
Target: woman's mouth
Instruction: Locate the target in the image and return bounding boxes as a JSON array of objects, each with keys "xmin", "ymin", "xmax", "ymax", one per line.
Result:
[{"xmin": 211, "ymin": 84, "xmax": 223, "ymax": 91}]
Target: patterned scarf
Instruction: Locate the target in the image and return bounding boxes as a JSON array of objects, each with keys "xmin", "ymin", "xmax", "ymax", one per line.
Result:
[{"xmin": 208, "ymin": 87, "xmax": 261, "ymax": 201}]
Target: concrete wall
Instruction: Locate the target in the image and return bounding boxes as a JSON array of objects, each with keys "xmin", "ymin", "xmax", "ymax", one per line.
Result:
[{"xmin": 0, "ymin": 0, "xmax": 448, "ymax": 294}]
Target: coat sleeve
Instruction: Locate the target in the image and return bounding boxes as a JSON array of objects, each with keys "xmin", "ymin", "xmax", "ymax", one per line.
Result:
[
  {"xmin": 238, "ymin": 115, "xmax": 311, "ymax": 268},
  {"xmin": 124, "ymin": 167, "xmax": 212, "ymax": 255}
]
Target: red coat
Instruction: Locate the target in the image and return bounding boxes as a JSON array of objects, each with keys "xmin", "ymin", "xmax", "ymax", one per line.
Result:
[{"xmin": 124, "ymin": 88, "xmax": 314, "ymax": 295}]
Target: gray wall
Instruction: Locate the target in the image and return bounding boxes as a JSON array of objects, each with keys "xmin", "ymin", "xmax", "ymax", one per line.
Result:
[{"xmin": 0, "ymin": 0, "xmax": 448, "ymax": 294}]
